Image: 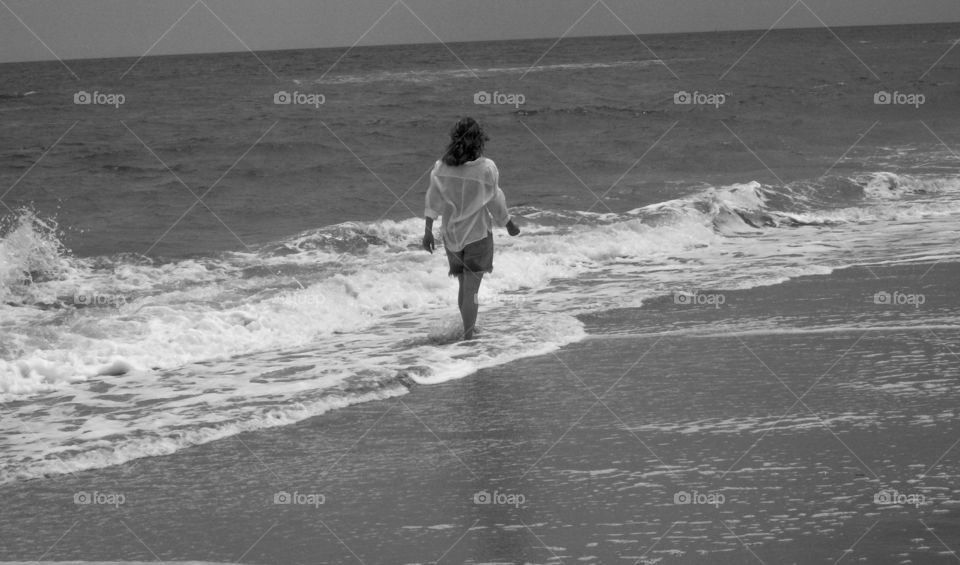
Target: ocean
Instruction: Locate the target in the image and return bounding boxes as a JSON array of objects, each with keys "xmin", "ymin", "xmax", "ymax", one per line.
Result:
[{"xmin": 2, "ymin": 21, "xmax": 960, "ymax": 563}]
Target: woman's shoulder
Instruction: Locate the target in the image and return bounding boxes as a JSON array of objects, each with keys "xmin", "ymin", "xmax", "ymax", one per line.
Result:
[
  {"xmin": 474, "ymin": 156, "xmax": 498, "ymax": 172},
  {"xmin": 434, "ymin": 156, "xmax": 497, "ymax": 174}
]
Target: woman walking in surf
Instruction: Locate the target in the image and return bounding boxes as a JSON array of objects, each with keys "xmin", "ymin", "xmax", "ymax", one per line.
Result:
[{"xmin": 422, "ymin": 117, "xmax": 520, "ymax": 340}]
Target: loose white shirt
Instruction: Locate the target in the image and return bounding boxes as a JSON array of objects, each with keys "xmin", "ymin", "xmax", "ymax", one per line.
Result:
[{"xmin": 424, "ymin": 157, "xmax": 511, "ymax": 252}]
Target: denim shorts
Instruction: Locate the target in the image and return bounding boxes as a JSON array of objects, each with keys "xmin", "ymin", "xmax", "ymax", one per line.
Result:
[{"xmin": 445, "ymin": 232, "xmax": 493, "ymax": 276}]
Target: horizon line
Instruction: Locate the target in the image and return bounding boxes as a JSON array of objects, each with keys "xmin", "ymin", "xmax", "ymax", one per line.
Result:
[{"xmin": 3, "ymin": 18, "xmax": 957, "ymax": 66}]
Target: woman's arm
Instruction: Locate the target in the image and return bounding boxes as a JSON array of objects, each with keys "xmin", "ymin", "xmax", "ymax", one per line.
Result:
[
  {"xmin": 423, "ymin": 163, "xmax": 442, "ymax": 253},
  {"xmin": 487, "ymin": 187, "xmax": 520, "ymax": 236},
  {"xmin": 422, "ymin": 216, "xmax": 435, "ymax": 253},
  {"xmin": 485, "ymin": 162, "xmax": 520, "ymax": 236}
]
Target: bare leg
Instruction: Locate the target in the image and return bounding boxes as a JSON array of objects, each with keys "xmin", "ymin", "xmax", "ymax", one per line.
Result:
[
  {"xmin": 457, "ymin": 273, "xmax": 464, "ymax": 309},
  {"xmin": 460, "ymin": 270, "xmax": 484, "ymax": 340}
]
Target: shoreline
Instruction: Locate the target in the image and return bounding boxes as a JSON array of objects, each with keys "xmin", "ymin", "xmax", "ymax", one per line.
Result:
[
  {"xmin": 3, "ymin": 260, "xmax": 958, "ymax": 564},
  {"xmin": 2, "ymin": 257, "xmax": 954, "ymax": 486}
]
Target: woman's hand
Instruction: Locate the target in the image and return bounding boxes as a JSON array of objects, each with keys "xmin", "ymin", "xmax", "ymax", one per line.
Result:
[
  {"xmin": 422, "ymin": 229, "xmax": 436, "ymax": 253},
  {"xmin": 506, "ymin": 219, "xmax": 520, "ymax": 236}
]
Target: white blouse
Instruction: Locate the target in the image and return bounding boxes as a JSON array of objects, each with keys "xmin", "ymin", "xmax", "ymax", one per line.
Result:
[{"xmin": 425, "ymin": 157, "xmax": 511, "ymax": 252}]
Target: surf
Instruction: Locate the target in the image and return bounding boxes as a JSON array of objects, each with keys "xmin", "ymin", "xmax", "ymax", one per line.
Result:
[
  {"xmin": 1, "ymin": 169, "xmax": 958, "ymax": 484},
  {"xmin": 2, "ymin": 171, "xmax": 958, "ymax": 395}
]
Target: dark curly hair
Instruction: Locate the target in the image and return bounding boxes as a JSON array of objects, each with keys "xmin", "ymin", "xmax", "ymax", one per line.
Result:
[{"xmin": 442, "ymin": 117, "xmax": 488, "ymax": 166}]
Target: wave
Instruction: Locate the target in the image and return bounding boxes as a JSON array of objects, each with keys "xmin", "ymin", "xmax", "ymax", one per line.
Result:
[
  {"xmin": 0, "ymin": 384, "xmax": 409, "ymax": 485},
  {"xmin": 0, "ymin": 308, "xmax": 583, "ymax": 484},
  {"xmin": 629, "ymin": 172, "xmax": 960, "ymax": 233},
  {"xmin": 306, "ymin": 59, "xmax": 670, "ymax": 85},
  {"xmin": 2, "ymin": 171, "xmax": 957, "ymax": 394},
  {"xmin": 1, "ymin": 170, "xmax": 958, "ymax": 484},
  {"xmin": 0, "ymin": 90, "xmax": 37, "ymax": 100},
  {"xmin": 0, "ymin": 209, "xmax": 75, "ymax": 305}
]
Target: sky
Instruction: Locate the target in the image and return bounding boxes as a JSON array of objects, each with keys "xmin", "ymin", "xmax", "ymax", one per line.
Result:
[{"xmin": 1, "ymin": 0, "xmax": 957, "ymax": 64}]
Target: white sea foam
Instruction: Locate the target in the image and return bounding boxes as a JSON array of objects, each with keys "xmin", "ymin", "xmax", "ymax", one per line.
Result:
[
  {"xmin": 0, "ymin": 386, "xmax": 408, "ymax": 484},
  {"xmin": 2, "ymin": 171, "xmax": 958, "ymax": 483},
  {"xmin": 313, "ymin": 59, "xmax": 672, "ymax": 84}
]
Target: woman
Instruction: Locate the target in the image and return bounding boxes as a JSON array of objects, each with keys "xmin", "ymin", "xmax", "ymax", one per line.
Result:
[{"xmin": 422, "ymin": 117, "xmax": 520, "ymax": 340}]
